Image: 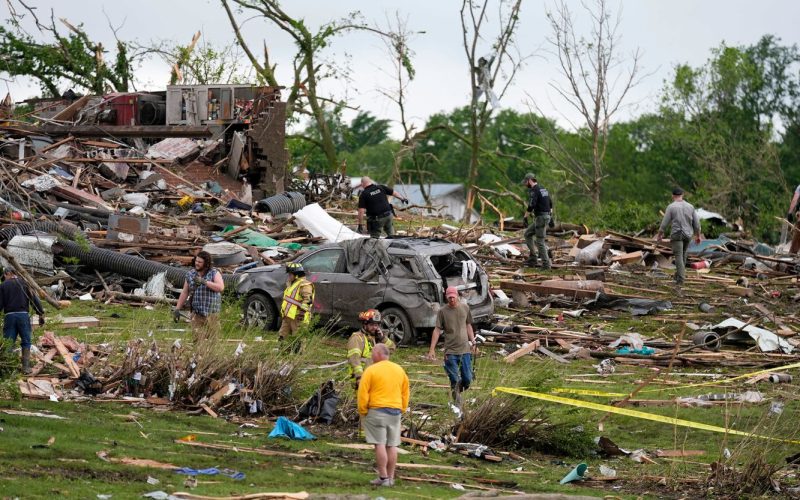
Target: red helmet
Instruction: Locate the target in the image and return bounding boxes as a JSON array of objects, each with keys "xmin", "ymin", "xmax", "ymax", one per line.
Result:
[{"xmin": 358, "ymin": 309, "xmax": 382, "ymax": 324}]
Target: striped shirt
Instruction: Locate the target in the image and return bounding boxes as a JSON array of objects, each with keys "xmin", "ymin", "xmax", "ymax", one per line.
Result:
[{"xmin": 186, "ymin": 268, "xmax": 221, "ymax": 316}]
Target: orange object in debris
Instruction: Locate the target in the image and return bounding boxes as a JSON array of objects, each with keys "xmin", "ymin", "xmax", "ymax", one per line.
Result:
[
  {"xmin": 177, "ymin": 434, "xmax": 197, "ymax": 442},
  {"xmin": 11, "ymin": 211, "xmax": 23, "ymax": 220}
]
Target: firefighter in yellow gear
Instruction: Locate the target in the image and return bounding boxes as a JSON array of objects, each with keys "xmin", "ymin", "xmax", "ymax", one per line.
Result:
[
  {"xmin": 278, "ymin": 262, "xmax": 315, "ymax": 341},
  {"xmin": 347, "ymin": 309, "xmax": 396, "ymax": 389}
]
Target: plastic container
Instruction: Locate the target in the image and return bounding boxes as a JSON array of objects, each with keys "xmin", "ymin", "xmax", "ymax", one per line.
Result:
[{"xmin": 690, "ymin": 259, "xmax": 711, "ymax": 270}]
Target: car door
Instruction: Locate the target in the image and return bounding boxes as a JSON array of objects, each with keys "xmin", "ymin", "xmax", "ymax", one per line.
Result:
[
  {"xmin": 298, "ymin": 248, "xmax": 345, "ymax": 320},
  {"xmin": 329, "ymin": 252, "xmax": 387, "ymax": 329}
]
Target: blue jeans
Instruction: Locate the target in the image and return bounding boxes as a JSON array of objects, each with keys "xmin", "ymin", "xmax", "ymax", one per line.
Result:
[
  {"xmin": 3, "ymin": 312, "xmax": 32, "ymax": 349},
  {"xmin": 444, "ymin": 353, "xmax": 473, "ymax": 390}
]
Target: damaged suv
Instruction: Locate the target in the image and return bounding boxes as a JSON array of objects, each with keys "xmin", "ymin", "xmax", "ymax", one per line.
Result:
[{"xmin": 237, "ymin": 237, "xmax": 494, "ymax": 344}]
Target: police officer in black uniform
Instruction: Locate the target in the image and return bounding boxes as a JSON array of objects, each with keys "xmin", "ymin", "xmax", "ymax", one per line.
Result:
[
  {"xmin": 356, "ymin": 176, "xmax": 408, "ymax": 238},
  {"xmin": 522, "ymin": 173, "xmax": 553, "ymax": 269}
]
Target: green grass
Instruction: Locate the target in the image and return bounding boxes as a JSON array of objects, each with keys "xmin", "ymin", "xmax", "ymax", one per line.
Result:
[{"xmin": 2, "ymin": 251, "xmax": 800, "ymax": 498}]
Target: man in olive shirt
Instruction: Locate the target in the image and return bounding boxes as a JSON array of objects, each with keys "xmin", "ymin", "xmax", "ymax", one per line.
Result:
[
  {"xmin": 655, "ymin": 187, "xmax": 701, "ymax": 288},
  {"xmin": 426, "ymin": 286, "xmax": 476, "ymax": 406}
]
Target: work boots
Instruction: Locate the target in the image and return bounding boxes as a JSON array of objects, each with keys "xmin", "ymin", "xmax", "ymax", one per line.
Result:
[{"xmin": 21, "ymin": 347, "xmax": 31, "ymax": 374}]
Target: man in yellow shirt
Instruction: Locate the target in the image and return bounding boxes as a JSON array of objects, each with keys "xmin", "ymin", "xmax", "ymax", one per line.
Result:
[
  {"xmin": 278, "ymin": 262, "xmax": 315, "ymax": 341},
  {"xmin": 357, "ymin": 343, "xmax": 409, "ymax": 487}
]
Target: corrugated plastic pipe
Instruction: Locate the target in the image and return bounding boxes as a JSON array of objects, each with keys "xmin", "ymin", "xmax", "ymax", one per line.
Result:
[{"xmin": 57, "ymin": 240, "xmax": 237, "ymax": 288}]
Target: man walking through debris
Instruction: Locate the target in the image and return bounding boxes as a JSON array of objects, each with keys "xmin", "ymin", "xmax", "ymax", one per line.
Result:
[
  {"xmin": 0, "ymin": 266, "xmax": 45, "ymax": 374},
  {"xmin": 656, "ymin": 187, "xmax": 701, "ymax": 289},
  {"xmin": 278, "ymin": 262, "xmax": 314, "ymax": 342},
  {"xmin": 426, "ymin": 286, "xmax": 476, "ymax": 407},
  {"xmin": 175, "ymin": 250, "xmax": 224, "ymax": 341},
  {"xmin": 358, "ymin": 343, "xmax": 409, "ymax": 487},
  {"xmin": 521, "ymin": 173, "xmax": 553, "ymax": 269},
  {"xmin": 347, "ymin": 309, "xmax": 396, "ymax": 389},
  {"xmin": 356, "ymin": 176, "xmax": 409, "ymax": 238},
  {"xmin": 787, "ymin": 183, "xmax": 800, "ymax": 253}
]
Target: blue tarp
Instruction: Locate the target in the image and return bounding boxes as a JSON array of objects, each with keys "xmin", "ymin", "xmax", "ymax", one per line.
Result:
[{"xmin": 268, "ymin": 416, "xmax": 315, "ymax": 440}]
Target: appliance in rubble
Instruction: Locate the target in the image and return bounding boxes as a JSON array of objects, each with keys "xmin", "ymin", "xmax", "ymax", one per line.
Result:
[{"xmin": 97, "ymin": 92, "xmax": 166, "ymax": 126}]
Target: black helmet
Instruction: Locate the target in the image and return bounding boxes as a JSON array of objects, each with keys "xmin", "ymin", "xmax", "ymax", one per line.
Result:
[{"xmin": 286, "ymin": 262, "xmax": 306, "ymax": 276}]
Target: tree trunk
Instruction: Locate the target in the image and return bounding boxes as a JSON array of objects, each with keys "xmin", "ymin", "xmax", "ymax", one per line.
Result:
[
  {"xmin": 463, "ymin": 114, "xmax": 481, "ymax": 223},
  {"xmin": 302, "ymin": 49, "xmax": 338, "ymax": 172}
]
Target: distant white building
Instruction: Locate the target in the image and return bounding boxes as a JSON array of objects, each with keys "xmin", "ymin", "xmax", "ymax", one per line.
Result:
[{"xmin": 351, "ymin": 177, "xmax": 479, "ymax": 221}]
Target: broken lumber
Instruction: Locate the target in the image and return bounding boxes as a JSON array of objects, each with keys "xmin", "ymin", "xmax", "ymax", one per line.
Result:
[
  {"xmin": 727, "ymin": 286, "xmax": 753, "ymax": 297},
  {"xmin": 52, "ymin": 335, "xmax": 80, "ymax": 378},
  {"xmin": 174, "ymin": 439, "xmax": 310, "ymax": 459},
  {"xmin": 536, "ymin": 346, "xmax": 570, "ymax": 364},
  {"xmin": 18, "ymin": 124, "xmax": 212, "ymax": 138},
  {"xmin": 500, "ymin": 279, "xmax": 605, "ymax": 299},
  {"xmin": 504, "ymin": 340, "xmax": 540, "ymax": 363},
  {"xmin": 610, "ymin": 251, "xmax": 643, "ymax": 265},
  {"xmin": 655, "ymin": 450, "xmax": 706, "ymax": 458}
]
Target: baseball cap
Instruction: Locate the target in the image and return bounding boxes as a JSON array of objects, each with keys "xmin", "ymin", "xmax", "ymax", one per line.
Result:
[
  {"xmin": 672, "ymin": 187, "xmax": 684, "ymax": 196},
  {"xmin": 521, "ymin": 173, "xmax": 536, "ymax": 184},
  {"xmin": 445, "ymin": 286, "xmax": 459, "ymax": 298}
]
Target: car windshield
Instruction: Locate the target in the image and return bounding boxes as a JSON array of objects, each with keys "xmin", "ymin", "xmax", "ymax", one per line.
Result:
[{"xmin": 301, "ymin": 248, "xmax": 343, "ymax": 273}]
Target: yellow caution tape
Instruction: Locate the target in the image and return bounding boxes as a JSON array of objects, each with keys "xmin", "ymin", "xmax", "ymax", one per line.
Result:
[
  {"xmin": 551, "ymin": 360, "xmax": 800, "ymax": 398},
  {"xmin": 551, "ymin": 387, "xmax": 625, "ymax": 397},
  {"xmin": 494, "ymin": 386, "xmax": 800, "ymax": 444}
]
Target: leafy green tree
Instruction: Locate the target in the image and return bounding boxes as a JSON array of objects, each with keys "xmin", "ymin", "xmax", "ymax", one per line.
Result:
[
  {"xmin": 342, "ymin": 112, "xmax": 391, "ymax": 152},
  {"xmin": 149, "ymin": 33, "xmax": 256, "ymax": 86},
  {"xmin": 0, "ymin": 3, "xmax": 134, "ymax": 95},
  {"xmin": 289, "ymin": 110, "xmax": 392, "ymax": 174},
  {"xmin": 661, "ymin": 35, "xmax": 800, "ymax": 240}
]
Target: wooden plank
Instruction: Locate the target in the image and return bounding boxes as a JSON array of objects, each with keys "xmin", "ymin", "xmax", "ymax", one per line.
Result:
[
  {"xmin": 33, "ymin": 350, "xmax": 73, "ymax": 376},
  {"xmin": 52, "ymin": 335, "xmax": 80, "ymax": 378},
  {"xmin": 206, "ymin": 382, "xmax": 235, "ymax": 408},
  {"xmin": 34, "ymin": 316, "xmax": 99, "ymax": 329},
  {"xmin": 610, "ymin": 250, "xmax": 643, "ymax": 265},
  {"xmin": 400, "ymin": 436, "xmax": 431, "ymax": 447},
  {"xmin": 29, "ymin": 348, "xmax": 57, "ymax": 377},
  {"xmin": 199, "ymin": 404, "xmax": 218, "ymax": 418},
  {"xmin": 499, "ymin": 279, "xmax": 605, "ymax": 299},
  {"xmin": 536, "ymin": 346, "xmax": 570, "ymax": 364},
  {"xmin": 174, "ymin": 439, "xmax": 310, "ymax": 459},
  {"xmin": 504, "ymin": 340, "xmax": 540, "ymax": 364},
  {"xmin": 727, "ymin": 286, "xmax": 753, "ymax": 297},
  {"xmin": 655, "ymin": 449, "xmax": 706, "ymax": 458},
  {"xmin": 51, "ymin": 95, "xmax": 90, "ymax": 121}
]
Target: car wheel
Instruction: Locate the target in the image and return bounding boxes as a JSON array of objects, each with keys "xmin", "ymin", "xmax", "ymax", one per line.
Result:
[
  {"xmin": 380, "ymin": 306, "xmax": 414, "ymax": 345},
  {"xmin": 243, "ymin": 293, "xmax": 277, "ymax": 330}
]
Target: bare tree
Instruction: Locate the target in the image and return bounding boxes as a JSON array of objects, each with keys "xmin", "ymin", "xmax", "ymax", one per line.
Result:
[
  {"xmin": 535, "ymin": 0, "xmax": 643, "ymax": 206},
  {"xmin": 460, "ymin": 0, "xmax": 524, "ymax": 222},
  {"xmin": 373, "ymin": 14, "xmax": 436, "ymax": 202},
  {"xmin": 222, "ymin": 0, "xmax": 393, "ymax": 173}
]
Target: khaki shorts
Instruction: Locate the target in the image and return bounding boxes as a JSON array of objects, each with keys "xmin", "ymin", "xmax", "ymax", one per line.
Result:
[{"xmin": 364, "ymin": 409, "xmax": 401, "ymax": 447}]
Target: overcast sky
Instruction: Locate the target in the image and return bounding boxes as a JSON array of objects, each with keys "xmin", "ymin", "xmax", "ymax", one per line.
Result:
[{"xmin": 3, "ymin": 0, "xmax": 800, "ymax": 135}]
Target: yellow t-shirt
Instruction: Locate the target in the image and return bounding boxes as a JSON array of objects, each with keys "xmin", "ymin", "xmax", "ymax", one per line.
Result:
[{"xmin": 357, "ymin": 360, "xmax": 409, "ymax": 416}]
